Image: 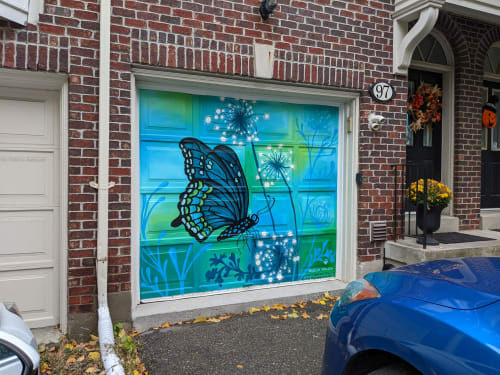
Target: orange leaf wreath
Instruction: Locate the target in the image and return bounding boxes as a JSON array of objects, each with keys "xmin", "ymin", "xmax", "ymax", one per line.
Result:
[{"xmin": 407, "ymin": 83, "xmax": 443, "ymax": 132}]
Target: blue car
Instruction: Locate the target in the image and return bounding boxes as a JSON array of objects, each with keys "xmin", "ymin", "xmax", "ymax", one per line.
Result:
[{"xmin": 321, "ymin": 257, "xmax": 500, "ymax": 375}]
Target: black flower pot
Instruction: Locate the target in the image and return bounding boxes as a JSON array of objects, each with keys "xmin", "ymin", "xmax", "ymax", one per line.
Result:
[{"xmin": 416, "ymin": 205, "xmax": 444, "ymax": 246}]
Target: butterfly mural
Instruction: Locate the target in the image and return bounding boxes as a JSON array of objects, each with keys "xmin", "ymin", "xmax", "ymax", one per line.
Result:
[{"xmin": 171, "ymin": 137, "xmax": 259, "ymax": 242}]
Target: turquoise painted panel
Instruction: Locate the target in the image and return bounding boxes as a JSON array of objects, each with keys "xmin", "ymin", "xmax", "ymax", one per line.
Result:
[
  {"xmin": 139, "ymin": 91, "xmax": 339, "ymax": 299},
  {"xmin": 140, "ymin": 90, "xmax": 194, "ymax": 141}
]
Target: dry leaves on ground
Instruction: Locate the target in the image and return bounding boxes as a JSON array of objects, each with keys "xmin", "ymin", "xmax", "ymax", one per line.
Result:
[
  {"xmin": 39, "ymin": 323, "xmax": 147, "ymax": 375},
  {"xmin": 151, "ymin": 292, "xmax": 340, "ymax": 331}
]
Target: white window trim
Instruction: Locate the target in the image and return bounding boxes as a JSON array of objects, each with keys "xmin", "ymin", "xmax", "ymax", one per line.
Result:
[
  {"xmin": 130, "ymin": 69, "xmax": 358, "ymax": 329},
  {"xmin": 0, "ymin": 0, "xmax": 43, "ymax": 25},
  {"xmin": 0, "ymin": 68, "xmax": 68, "ymax": 333}
]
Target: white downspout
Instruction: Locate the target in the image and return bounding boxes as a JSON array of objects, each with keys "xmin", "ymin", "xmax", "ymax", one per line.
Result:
[{"xmin": 90, "ymin": 0, "xmax": 124, "ymax": 373}]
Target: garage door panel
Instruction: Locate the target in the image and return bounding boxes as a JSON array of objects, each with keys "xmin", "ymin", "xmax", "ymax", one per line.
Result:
[
  {"xmin": 299, "ymin": 193, "xmax": 337, "ymax": 232},
  {"xmin": 297, "ymin": 147, "xmax": 337, "ymax": 190},
  {"xmin": 0, "ymin": 86, "xmax": 60, "ymax": 329},
  {"xmin": 250, "ymin": 194, "xmax": 294, "ymax": 232},
  {"xmin": 140, "ymin": 90, "xmax": 193, "ymax": 140},
  {"xmin": 298, "ymin": 105, "xmax": 339, "ymax": 143},
  {"xmin": 0, "ymin": 150, "xmax": 55, "ymax": 205},
  {"xmin": 0, "ymin": 210, "xmax": 56, "ymax": 265},
  {"xmin": 0, "ymin": 268, "xmax": 57, "ymax": 327},
  {"xmin": 140, "ymin": 90, "xmax": 338, "ymax": 299},
  {"xmin": 0, "ymin": 89, "xmax": 57, "ymax": 146}
]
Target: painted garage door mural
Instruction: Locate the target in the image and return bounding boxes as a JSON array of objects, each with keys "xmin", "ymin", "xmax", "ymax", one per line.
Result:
[{"xmin": 139, "ymin": 90, "xmax": 339, "ymax": 299}]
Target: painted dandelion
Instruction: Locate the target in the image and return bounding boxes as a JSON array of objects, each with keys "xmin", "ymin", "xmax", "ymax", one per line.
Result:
[
  {"xmin": 254, "ymin": 232, "xmax": 298, "ymax": 283},
  {"xmin": 205, "ymin": 98, "xmax": 266, "ymax": 145},
  {"xmin": 258, "ymin": 145, "xmax": 299, "ymax": 276},
  {"xmin": 259, "ymin": 145, "xmax": 294, "ymax": 188},
  {"xmin": 206, "ymin": 98, "xmax": 277, "ymax": 234}
]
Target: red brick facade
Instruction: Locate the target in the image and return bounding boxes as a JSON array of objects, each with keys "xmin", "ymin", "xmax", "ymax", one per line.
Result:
[
  {"xmin": 434, "ymin": 14, "xmax": 500, "ymax": 230},
  {"xmin": 9, "ymin": 0, "xmax": 488, "ymax": 333}
]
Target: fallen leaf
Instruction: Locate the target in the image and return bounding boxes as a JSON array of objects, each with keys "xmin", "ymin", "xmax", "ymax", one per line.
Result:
[
  {"xmin": 311, "ymin": 299, "xmax": 321, "ymax": 304},
  {"xmin": 237, "ymin": 364, "xmax": 244, "ymax": 368},
  {"xmin": 316, "ymin": 313, "xmax": 329, "ymax": 320},
  {"xmin": 49, "ymin": 346, "xmax": 56, "ymax": 352},
  {"xmin": 319, "ymin": 300, "xmax": 326, "ymax": 305},
  {"xmin": 161, "ymin": 322, "xmax": 170, "ymax": 328},
  {"xmin": 249, "ymin": 307, "xmax": 261, "ymax": 314},
  {"xmin": 64, "ymin": 343, "xmax": 74, "ymax": 351},
  {"xmin": 130, "ymin": 331, "xmax": 143, "ymax": 337},
  {"xmin": 262, "ymin": 305, "xmax": 270, "ymax": 312},
  {"xmin": 280, "ymin": 315, "xmax": 288, "ymax": 320},
  {"xmin": 40, "ymin": 363, "xmax": 51, "ymax": 372},
  {"xmin": 86, "ymin": 366, "xmax": 98, "ymax": 373},
  {"xmin": 88, "ymin": 351, "xmax": 100, "ymax": 361},
  {"xmin": 301, "ymin": 312, "xmax": 310, "ymax": 319},
  {"xmin": 324, "ymin": 291, "xmax": 333, "ymax": 300},
  {"xmin": 270, "ymin": 314, "xmax": 280, "ymax": 319},
  {"xmin": 193, "ymin": 317, "xmax": 208, "ymax": 324},
  {"xmin": 77, "ymin": 355, "xmax": 85, "ymax": 362},
  {"xmin": 207, "ymin": 318, "xmax": 221, "ymax": 323},
  {"xmin": 218, "ymin": 315, "xmax": 233, "ymax": 321},
  {"xmin": 66, "ymin": 356, "xmax": 76, "ymax": 364},
  {"xmin": 90, "ymin": 334, "xmax": 99, "ymax": 342},
  {"xmin": 288, "ymin": 312, "xmax": 299, "ymax": 319},
  {"xmin": 38, "ymin": 344, "xmax": 46, "ymax": 352}
]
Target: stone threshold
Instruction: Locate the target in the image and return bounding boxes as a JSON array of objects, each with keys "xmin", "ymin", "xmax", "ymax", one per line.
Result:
[{"xmin": 385, "ymin": 230, "xmax": 500, "ymax": 267}]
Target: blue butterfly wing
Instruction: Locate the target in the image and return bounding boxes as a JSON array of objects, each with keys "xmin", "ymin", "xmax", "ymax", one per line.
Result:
[
  {"xmin": 209, "ymin": 144, "xmax": 249, "ymax": 220},
  {"xmin": 173, "ymin": 138, "xmax": 251, "ymax": 242}
]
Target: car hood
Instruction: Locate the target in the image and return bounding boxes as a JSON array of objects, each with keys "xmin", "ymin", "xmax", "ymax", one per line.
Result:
[{"xmin": 365, "ymin": 257, "xmax": 500, "ymax": 310}]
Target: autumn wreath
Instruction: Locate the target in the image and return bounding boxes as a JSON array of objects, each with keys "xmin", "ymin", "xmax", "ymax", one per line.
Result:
[{"xmin": 408, "ymin": 83, "xmax": 443, "ymax": 132}]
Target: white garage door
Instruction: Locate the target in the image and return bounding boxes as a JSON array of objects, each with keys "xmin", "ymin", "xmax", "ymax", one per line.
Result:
[{"xmin": 0, "ymin": 86, "xmax": 60, "ymax": 328}]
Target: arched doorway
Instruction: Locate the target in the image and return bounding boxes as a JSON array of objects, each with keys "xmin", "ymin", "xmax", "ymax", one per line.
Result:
[
  {"xmin": 481, "ymin": 42, "xmax": 500, "ymax": 208},
  {"xmin": 407, "ymin": 31, "xmax": 455, "ymax": 212}
]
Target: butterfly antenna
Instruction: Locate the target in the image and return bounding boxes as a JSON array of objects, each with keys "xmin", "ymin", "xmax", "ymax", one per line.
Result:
[{"xmin": 256, "ymin": 196, "xmax": 276, "ymax": 216}]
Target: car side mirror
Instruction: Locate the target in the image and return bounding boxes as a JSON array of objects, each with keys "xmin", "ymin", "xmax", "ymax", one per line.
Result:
[{"xmin": 0, "ymin": 341, "xmax": 36, "ymax": 375}]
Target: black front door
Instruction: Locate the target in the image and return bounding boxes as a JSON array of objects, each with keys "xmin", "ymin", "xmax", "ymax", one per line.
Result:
[
  {"xmin": 481, "ymin": 83, "xmax": 500, "ymax": 208},
  {"xmin": 406, "ymin": 69, "xmax": 443, "ymax": 183}
]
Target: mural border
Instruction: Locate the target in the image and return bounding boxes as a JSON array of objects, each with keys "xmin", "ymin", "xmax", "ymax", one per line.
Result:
[{"xmin": 130, "ymin": 69, "xmax": 359, "ymax": 323}]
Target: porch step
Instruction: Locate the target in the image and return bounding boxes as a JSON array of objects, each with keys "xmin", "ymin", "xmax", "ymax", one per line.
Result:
[
  {"xmin": 385, "ymin": 230, "xmax": 500, "ymax": 267},
  {"xmin": 480, "ymin": 209, "xmax": 500, "ymax": 230},
  {"xmin": 403, "ymin": 214, "xmax": 459, "ymax": 236}
]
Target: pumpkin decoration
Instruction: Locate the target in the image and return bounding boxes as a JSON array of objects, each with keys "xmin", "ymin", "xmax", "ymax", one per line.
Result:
[{"xmin": 482, "ymin": 95, "xmax": 498, "ymax": 129}]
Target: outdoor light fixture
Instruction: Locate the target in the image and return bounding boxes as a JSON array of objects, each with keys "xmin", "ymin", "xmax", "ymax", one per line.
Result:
[{"xmin": 259, "ymin": 0, "xmax": 278, "ymax": 20}]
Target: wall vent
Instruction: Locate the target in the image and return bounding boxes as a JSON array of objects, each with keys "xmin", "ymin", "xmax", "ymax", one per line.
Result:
[{"xmin": 370, "ymin": 221, "xmax": 387, "ymax": 242}]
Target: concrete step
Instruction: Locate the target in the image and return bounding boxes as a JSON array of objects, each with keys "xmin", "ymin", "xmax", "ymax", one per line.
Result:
[
  {"xmin": 403, "ymin": 214, "xmax": 459, "ymax": 236},
  {"xmin": 385, "ymin": 230, "xmax": 500, "ymax": 267},
  {"xmin": 480, "ymin": 209, "xmax": 500, "ymax": 230}
]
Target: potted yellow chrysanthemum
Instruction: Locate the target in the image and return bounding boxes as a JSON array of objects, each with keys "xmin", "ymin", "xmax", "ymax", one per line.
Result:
[{"xmin": 407, "ymin": 179, "xmax": 453, "ymax": 245}]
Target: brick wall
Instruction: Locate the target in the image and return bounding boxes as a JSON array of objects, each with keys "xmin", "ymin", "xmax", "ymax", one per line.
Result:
[
  {"xmin": 435, "ymin": 13, "xmax": 500, "ymax": 230},
  {"xmin": 0, "ymin": 0, "xmax": 407, "ymax": 331}
]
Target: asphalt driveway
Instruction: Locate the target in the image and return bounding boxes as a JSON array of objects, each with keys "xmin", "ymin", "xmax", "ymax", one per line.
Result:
[{"xmin": 138, "ymin": 299, "xmax": 335, "ymax": 374}]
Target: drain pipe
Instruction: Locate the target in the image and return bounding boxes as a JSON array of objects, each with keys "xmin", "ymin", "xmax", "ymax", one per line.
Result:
[{"xmin": 89, "ymin": 0, "xmax": 124, "ymax": 373}]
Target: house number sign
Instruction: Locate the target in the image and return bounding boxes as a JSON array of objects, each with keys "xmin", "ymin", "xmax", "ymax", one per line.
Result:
[{"xmin": 369, "ymin": 81, "xmax": 395, "ymax": 103}]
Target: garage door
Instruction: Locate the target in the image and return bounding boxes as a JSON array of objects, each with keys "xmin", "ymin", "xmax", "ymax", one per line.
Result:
[
  {"xmin": 140, "ymin": 90, "xmax": 338, "ymax": 299},
  {"xmin": 0, "ymin": 87, "xmax": 60, "ymax": 328}
]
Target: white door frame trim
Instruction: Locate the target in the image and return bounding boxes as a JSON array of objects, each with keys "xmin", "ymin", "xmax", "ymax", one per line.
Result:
[
  {"xmin": 0, "ymin": 69, "xmax": 68, "ymax": 333},
  {"xmin": 130, "ymin": 69, "xmax": 358, "ymax": 324}
]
